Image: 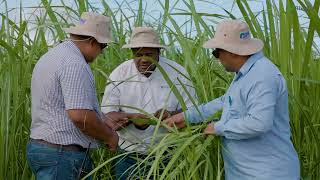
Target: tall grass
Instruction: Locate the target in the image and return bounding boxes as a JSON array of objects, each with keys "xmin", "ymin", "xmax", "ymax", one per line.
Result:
[{"xmin": 0, "ymin": 0, "xmax": 319, "ymax": 179}]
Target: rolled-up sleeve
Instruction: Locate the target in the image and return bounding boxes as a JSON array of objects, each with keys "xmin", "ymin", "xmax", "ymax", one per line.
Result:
[
  {"xmin": 60, "ymin": 63, "xmax": 95, "ymax": 110},
  {"xmin": 184, "ymin": 95, "xmax": 224, "ymax": 124}
]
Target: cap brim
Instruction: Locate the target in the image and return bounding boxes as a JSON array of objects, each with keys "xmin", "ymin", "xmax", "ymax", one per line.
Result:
[
  {"xmin": 63, "ymin": 27, "xmax": 113, "ymax": 44},
  {"xmin": 122, "ymin": 43, "xmax": 167, "ymax": 49},
  {"xmin": 203, "ymin": 38, "xmax": 264, "ymax": 55}
]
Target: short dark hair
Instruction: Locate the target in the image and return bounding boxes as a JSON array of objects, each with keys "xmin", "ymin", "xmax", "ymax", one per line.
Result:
[{"xmin": 70, "ymin": 34, "xmax": 94, "ymax": 41}]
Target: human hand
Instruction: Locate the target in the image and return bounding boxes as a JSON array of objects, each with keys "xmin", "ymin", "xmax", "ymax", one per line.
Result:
[
  {"xmin": 203, "ymin": 123, "xmax": 215, "ymax": 138},
  {"xmin": 104, "ymin": 129, "xmax": 119, "ymax": 152},
  {"xmin": 127, "ymin": 113, "xmax": 150, "ymax": 130},
  {"xmin": 154, "ymin": 108, "xmax": 172, "ymax": 121},
  {"xmin": 162, "ymin": 113, "xmax": 186, "ymax": 129},
  {"xmin": 104, "ymin": 112, "xmax": 130, "ymax": 131}
]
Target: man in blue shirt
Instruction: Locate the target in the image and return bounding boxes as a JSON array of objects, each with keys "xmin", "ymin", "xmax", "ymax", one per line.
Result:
[{"xmin": 163, "ymin": 20, "xmax": 300, "ymax": 179}]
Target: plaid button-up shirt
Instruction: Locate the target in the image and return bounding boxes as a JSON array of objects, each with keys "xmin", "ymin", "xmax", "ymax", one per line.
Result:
[{"xmin": 30, "ymin": 40, "xmax": 100, "ymax": 148}]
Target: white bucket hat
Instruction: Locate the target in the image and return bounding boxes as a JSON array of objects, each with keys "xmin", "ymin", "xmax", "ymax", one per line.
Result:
[
  {"xmin": 122, "ymin": 27, "xmax": 166, "ymax": 49},
  {"xmin": 203, "ymin": 19, "xmax": 264, "ymax": 55},
  {"xmin": 63, "ymin": 12, "xmax": 113, "ymax": 44}
]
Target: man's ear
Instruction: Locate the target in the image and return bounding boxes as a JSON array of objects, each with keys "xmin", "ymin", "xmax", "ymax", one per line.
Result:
[{"xmin": 89, "ymin": 38, "xmax": 95, "ymax": 47}]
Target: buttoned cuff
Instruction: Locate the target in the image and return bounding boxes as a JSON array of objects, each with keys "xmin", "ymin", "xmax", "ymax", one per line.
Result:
[
  {"xmin": 214, "ymin": 120, "xmax": 225, "ymax": 136},
  {"xmin": 183, "ymin": 109, "xmax": 194, "ymax": 123},
  {"xmin": 183, "ymin": 107, "xmax": 201, "ymax": 124}
]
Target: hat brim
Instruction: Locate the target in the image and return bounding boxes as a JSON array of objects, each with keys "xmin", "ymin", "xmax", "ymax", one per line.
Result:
[
  {"xmin": 122, "ymin": 43, "xmax": 167, "ymax": 49},
  {"xmin": 203, "ymin": 38, "xmax": 264, "ymax": 56},
  {"xmin": 63, "ymin": 27, "xmax": 113, "ymax": 44}
]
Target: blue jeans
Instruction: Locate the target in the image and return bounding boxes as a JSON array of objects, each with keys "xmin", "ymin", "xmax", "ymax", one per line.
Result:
[
  {"xmin": 115, "ymin": 152, "xmax": 150, "ymax": 180},
  {"xmin": 26, "ymin": 139, "xmax": 93, "ymax": 180}
]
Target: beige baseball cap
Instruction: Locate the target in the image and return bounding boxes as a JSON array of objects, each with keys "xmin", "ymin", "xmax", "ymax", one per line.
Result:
[
  {"xmin": 122, "ymin": 27, "xmax": 166, "ymax": 49},
  {"xmin": 63, "ymin": 12, "xmax": 113, "ymax": 44},
  {"xmin": 203, "ymin": 19, "xmax": 264, "ymax": 55}
]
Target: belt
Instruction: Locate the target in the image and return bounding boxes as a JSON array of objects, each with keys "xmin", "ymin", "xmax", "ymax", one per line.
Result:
[{"xmin": 30, "ymin": 139, "xmax": 88, "ymax": 152}]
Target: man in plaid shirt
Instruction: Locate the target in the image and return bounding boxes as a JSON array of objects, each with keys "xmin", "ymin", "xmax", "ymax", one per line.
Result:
[{"xmin": 27, "ymin": 12, "xmax": 118, "ymax": 179}]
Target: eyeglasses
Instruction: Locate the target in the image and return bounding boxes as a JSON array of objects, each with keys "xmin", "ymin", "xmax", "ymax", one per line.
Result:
[
  {"xmin": 212, "ymin": 48, "xmax": 221, "ymax": 59},
  {"xmin": 99, "ymin": 43, "xmax": 108, "ymax": 50}
]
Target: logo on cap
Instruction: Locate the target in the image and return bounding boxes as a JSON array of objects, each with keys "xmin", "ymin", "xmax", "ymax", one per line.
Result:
[
  {"xmin": 240, "ymin": 31, "xmax": 250, "ymax": 39},
  {"xmin": 79, "ymin": 18, "xmax": 86, "ymax": 24}
]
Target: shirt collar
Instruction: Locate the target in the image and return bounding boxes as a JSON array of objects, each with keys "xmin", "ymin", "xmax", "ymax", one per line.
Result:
[
  {"xmin": 234, "ymin": 51, "xmax": 264, "ymax": 81},
  {"xmin": 63, "ymin": 40, "xmax": 87, "ymax": 63}
]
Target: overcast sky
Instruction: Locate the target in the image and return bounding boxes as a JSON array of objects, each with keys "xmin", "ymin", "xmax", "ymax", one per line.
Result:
[
  {"xmin": 1, "ymin": 0, "xmax": 312, "ymax": 23},
  {"xmin": 0, "ymin": 0, "xmax": 318, "ymax": 47}
]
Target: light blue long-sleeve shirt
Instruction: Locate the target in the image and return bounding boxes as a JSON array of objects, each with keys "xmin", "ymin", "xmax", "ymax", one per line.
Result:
[{"xmin": 185, "ymin": 52, "xmax": 300, "ymax": 180}]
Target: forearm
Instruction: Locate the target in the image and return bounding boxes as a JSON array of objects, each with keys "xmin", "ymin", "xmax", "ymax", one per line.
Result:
[
  {"xmin": 185, "ymin": 96, "xmax": 224, "ymax": 124},
  {"xmin": 70, "ymin": 110, "xmax": 116, "ymax": 142}
]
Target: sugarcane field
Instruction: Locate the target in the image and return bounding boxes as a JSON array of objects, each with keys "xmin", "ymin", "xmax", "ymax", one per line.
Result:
[{"xmin": 0, "ymin": 0, "xmax": 319, "ymax": 179}]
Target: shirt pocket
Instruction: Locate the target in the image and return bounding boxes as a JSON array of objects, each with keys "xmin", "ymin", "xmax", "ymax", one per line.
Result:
[
  {"xmin": 228, "ymin": 107, "xmax": 241, "ymax": 119},
  {"xmin": 158, "ymin": 84, "xmax": 178, "ymax": 110},
  {"xmin": 226, "ymin": 95, "xmax": 243, "ymax": 120}
]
